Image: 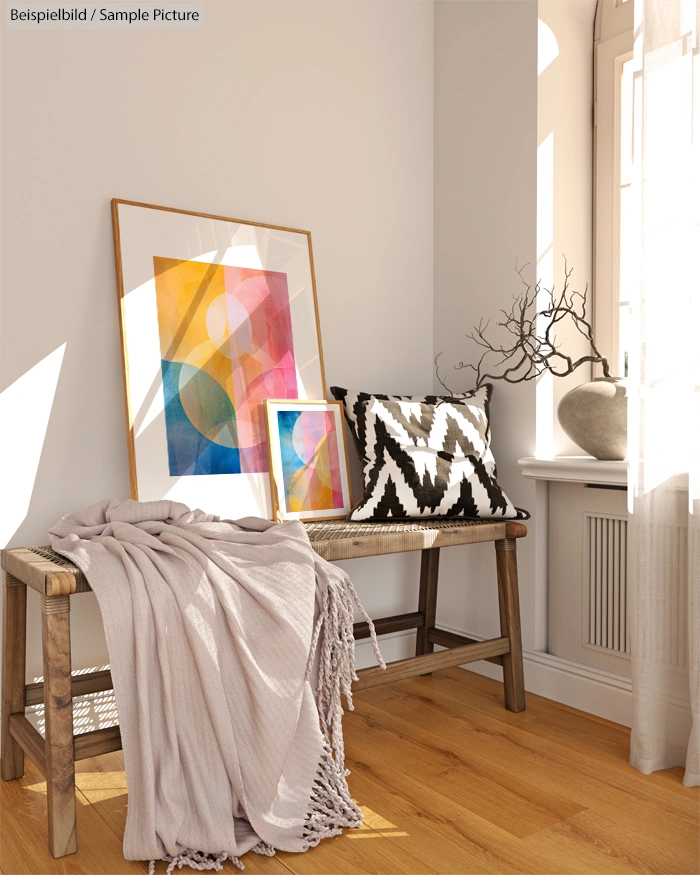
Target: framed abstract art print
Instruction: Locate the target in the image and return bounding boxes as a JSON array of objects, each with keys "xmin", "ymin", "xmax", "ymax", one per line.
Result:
[
  {"xmin": 112, "ymin": 199, "xmax": 326, "ymax": 520},
  {"xmin": 264, "ymin": 400, "xmax": 352, "ymax": 522}
]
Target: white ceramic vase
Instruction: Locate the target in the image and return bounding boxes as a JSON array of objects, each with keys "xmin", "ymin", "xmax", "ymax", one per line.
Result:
[{"xmin": 557, "ymin": 377, "xmax": 628, "ymax": 461}]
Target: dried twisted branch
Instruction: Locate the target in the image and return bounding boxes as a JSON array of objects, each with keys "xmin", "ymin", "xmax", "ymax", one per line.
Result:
[{"xmin": 436, "ymin": 259, "xmax": 610, "ymax": 393}]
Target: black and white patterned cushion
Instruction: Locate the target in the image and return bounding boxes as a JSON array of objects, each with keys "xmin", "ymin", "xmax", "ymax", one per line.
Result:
[{"xmin": 330, "ymin": 385, "xmax": 528, "ymax": 522}]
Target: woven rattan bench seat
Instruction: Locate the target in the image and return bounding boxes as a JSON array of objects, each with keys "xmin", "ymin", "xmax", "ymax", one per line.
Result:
[
  {"xmin": 305, "ymin": 518, "xmax": 525, "ymax": 560},
  {"xmin": 2, "ymin": 519, "xmax": 526, "ymax": 596}
]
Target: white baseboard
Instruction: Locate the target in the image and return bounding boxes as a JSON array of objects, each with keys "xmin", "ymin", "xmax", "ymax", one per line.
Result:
[{"xmin": 355, "ymin": 625, "xmax": 635, "ymax": 727}]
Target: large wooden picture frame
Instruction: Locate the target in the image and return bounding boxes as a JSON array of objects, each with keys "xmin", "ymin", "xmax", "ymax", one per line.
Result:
[{"xmin": 112, "ymin": 199, "xmax": 326, "ymax": 520}]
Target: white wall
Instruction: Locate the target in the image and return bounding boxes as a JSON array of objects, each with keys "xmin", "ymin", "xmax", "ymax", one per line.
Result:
[
  {"xmin": 433, "ymin": 0, "xmax": 542, "ymax": 650},
  {"xmin": 0, "ymin": 0, "xmax": 434, "ymax": 681},
  {"xmin": 538, "ymin": 0, "xmax": 596, "ymax": 456}
]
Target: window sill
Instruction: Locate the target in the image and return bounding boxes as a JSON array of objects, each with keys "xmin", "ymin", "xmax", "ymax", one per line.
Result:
[{"xmin": 518, "ymin": 456, "xmax": 628, "ymax": 487}]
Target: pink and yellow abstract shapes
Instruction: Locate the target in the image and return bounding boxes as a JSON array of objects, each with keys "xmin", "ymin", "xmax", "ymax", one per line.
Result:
[
  {"xmin": 154, "ymin": 257, "xmax": 297, "ymax": 476},
  {"xmin": 277, "ymin": 410, "xmax": 344, "ymax": 512}
]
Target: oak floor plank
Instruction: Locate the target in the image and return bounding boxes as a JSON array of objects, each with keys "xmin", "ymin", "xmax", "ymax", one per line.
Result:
[
  {"xmin": 0, "ymin": 759, "xmax": 147, "ymax": 875},
  {"xmin": 346, "ymin": 752, "xmax": 596, "ymax": 875},
  {"xmin": 77, "ymin": 789, "xmax": 128, "ymax": 844},
  {"xmin": 525, "ymin": 810, "xmax": 699, "ymax": 875},
  {"xmin": 343, "ymin": 699, "xmax": 586, "ymax": 838},
  {"xmin": 358, "ymin": 680, "xmax": 698, "ymax": 830},
  {"xmin": 406, "ymin": 667, "xmax": 546, "ymax": 726},
  {"xmin": 74, "ymin": 751, "xmax": 127, "ymax": 786},
  {"xmin": 541, "ymin": 808, "xmax": 697, "ymax": 875},
  {"xmin": 516, "ymin": 704, "xmax": 697, "ymax": 797},
  {"xmin": 275, "ymin": 826, "xmax": 438, "ymax": 875},
  {"xmin": 4, "ymin": 668, "xmax": 697, "ymax": 875},
  {"xmin": 518, "ymin": 701, "xmax": 631, "ymax": 761}
]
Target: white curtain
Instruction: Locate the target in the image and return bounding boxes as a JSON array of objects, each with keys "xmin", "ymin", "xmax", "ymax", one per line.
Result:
[{"xmin": 628, "ymin": 0, "xmax": 699, "ymax": 786}]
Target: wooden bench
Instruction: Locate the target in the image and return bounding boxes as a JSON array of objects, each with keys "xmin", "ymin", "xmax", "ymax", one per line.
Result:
[{"xmin": 1, "ymin": 517, "xmax": 526, "ymax": 858}]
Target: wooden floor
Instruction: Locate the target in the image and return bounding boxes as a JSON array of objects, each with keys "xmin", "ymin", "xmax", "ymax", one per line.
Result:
[{"xmin": 1, "ymin": 667, "xmax": 698, "ymax": 875}]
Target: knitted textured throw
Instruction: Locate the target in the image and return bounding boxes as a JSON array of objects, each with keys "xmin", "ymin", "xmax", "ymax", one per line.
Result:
[{"xmin": 49, "ymin": 499, "xmax": 384, "ymax": 873}]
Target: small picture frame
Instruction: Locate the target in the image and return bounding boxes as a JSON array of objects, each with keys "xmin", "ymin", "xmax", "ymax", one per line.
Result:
[{"xmin": 264, "ymin": 399, "xmax": 352, "ymax": 522}]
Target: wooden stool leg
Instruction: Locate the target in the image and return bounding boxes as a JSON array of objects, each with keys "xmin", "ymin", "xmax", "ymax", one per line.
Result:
[
  {"xmin": 41, "ymin": 594, "xmax": 77, "ymax": 857},
  {"xmin": 495, "ymin": 538, "xmax": 526, "ymax": 713},
  {"xmin": 416, "ymin": 548, "xmax": 440, "ymax": 658},
  {"xmin": 2, "ymin": 572, "xmax": 27, "ymax": 780}
]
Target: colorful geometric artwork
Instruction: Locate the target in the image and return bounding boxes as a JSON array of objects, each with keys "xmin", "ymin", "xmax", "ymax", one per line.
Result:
[
  {"xmin": 153, "ymin": 257, "xmax": 298, "ymax": 476},
  {"xmin": 277, "ymin": 409, "xmax": 344, "ymax": 513}
]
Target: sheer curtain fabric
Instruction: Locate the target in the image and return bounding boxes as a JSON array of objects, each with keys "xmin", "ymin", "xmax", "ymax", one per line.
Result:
[{"xmin": 628, "ymin": 0, "xmax": 699, "ymax": 786}]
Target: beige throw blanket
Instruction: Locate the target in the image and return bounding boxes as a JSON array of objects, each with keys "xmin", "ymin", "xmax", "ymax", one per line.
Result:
[{"xmin": 50, "ymin": 499, "xmax": 384, "ymax": 872}]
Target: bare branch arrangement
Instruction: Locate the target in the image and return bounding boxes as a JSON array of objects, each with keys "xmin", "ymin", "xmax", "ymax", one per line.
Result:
[{"xmin": 436, "ymin": 259, "xmax": 611, "ymax": 394}]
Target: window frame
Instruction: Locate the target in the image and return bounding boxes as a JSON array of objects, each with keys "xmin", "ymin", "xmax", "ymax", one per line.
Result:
[{"xmin": 593, "ymin": 0, "xmax": 634, "ymax": 377}]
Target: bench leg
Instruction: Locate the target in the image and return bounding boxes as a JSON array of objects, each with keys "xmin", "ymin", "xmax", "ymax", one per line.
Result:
[
  {"xmin": 416, "ymin": 548, "xmax": 440, "ymax": 659},
  {"xmin": 41, "ymin": 594, "xmax": 77, "ymax": 857},
  {"xmin": 495, "ymin": 538, "xmax": 526, "ymax": 712},
  {"xmin": 2, "ymin": 573, "xmax": 27, "ymax": 780}
]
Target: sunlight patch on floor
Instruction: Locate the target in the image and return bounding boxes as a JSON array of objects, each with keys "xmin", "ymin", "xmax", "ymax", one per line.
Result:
[
  {"xmin": 82, "ymin": 788, "xmax": 128, "ymax": 803},
  {"xmin": 356, "ymin": 804, "xmax": 410, "ymax": 836},
  {"xmin": 74, "ymin": 771, "xmax": 127, "ymax": 791},
  {"xmin": 346, "ymin": 829, "xmax": 411, "ymax": 839}
]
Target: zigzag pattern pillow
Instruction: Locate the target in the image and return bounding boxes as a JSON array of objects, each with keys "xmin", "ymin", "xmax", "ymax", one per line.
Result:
[{"xmin": 330, "ymin": 385, "xmax": 529, "ymax": 522}]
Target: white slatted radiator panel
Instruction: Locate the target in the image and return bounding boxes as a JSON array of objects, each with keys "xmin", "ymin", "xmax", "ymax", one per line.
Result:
[{"xmin": 585, "ymin": 514, "xmax": 631, "ymax": 655}]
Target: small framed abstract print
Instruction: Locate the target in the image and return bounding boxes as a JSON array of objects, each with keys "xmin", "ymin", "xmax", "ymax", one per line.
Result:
[
  {"xmin": 264, "ymin": 400, "xmax": 352, "ymax": 522},
  {"xmin": 112, "ymin": 199, "xmax": 326, "ymax": 520}
]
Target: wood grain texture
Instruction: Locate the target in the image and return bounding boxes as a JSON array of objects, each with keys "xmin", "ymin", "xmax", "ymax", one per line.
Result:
[
  {"xmin": 1, "ymin": 550, "xmax": 60, "ymax": 595},
  {"xmin": 495, "ymin": 539, "xmax": 526, "ymax": 712},
  {"xmin": 415, "ymin": 549, "xmax": 439, "ymax": 658},
  {"xmin": 426, "ymin": 628, "xmax": 504, "ymax": 666},
  {"xmin": 276, "ymin": 827, "xmax": 438, "ymax": 875},
  {"xmin": 8, "ymin": 715, "xmax": 46, "ymax": 777},
  {"xmin": 41, "ymin": 608, "xmax": 77, "ymax": 857},
  {"xmin": 505, "ymin": 522, "xmax": 528, "ymax": 539},
  {"xmin": 526, "ymin": 808, "xmax": 699, "ymax": 875},
  {"xmin": 74, "ymin": 726, "xmax": 122, "ymax": 761},
  {"xmin": 357, "ymin": 678, "xmax": 698, "ymax": 852},
  {"xmin": 25, "ymin": 669, "xmax": 114, "ymax": 707},
  {"xmin": 353, "ymin": 638, "xmax": 509, "ymax": 690},
  {"xmin": 3, "ymin": 668, "xmax": 697, "ymax": 875},
  {"xmin": 342, "ymin": 699, "xmax": 585, "ymax": 838},
  {"xmin": 0, "ymin": 757, "xmax": 147, "ymax": 875},
  {"xmin": 1, "ymin": 576, "xmax": 26, "ymax": 780},
  {"xmin": 416, "ymin": 666, "xmax": 544, "ymax": 726},
  {"xmin": 45, "ymin": 572, "xmax": 78, "ymax": 598},
  {"xmin": 353, "ymin": 612, "xmax": 423, "ymax": 641},
  {"xmin": 346, "ymin": 752, "xmax": 594, "ymax": 875}
]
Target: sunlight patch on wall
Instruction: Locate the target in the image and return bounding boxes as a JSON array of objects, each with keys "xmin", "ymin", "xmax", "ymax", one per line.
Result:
[
  {"xmin": 0, "ymin": 343, "xmax": 66, "ymax": 547},
  {"xmin": 538, "ymin": 19, "xmax": 559, "ymax": 76},
  {"xmin": 536, "ymin": 132, "xmax": 554, "ymax": 459}
]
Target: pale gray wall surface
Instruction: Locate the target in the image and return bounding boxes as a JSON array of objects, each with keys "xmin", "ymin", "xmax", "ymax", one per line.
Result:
[
  {"xmin": 0, "ymin": 0, "xmax": 434, "ymax": 679},
  {"xmin": 433, "ymin": 0, "xmax": 541, "ymax": 649}
]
